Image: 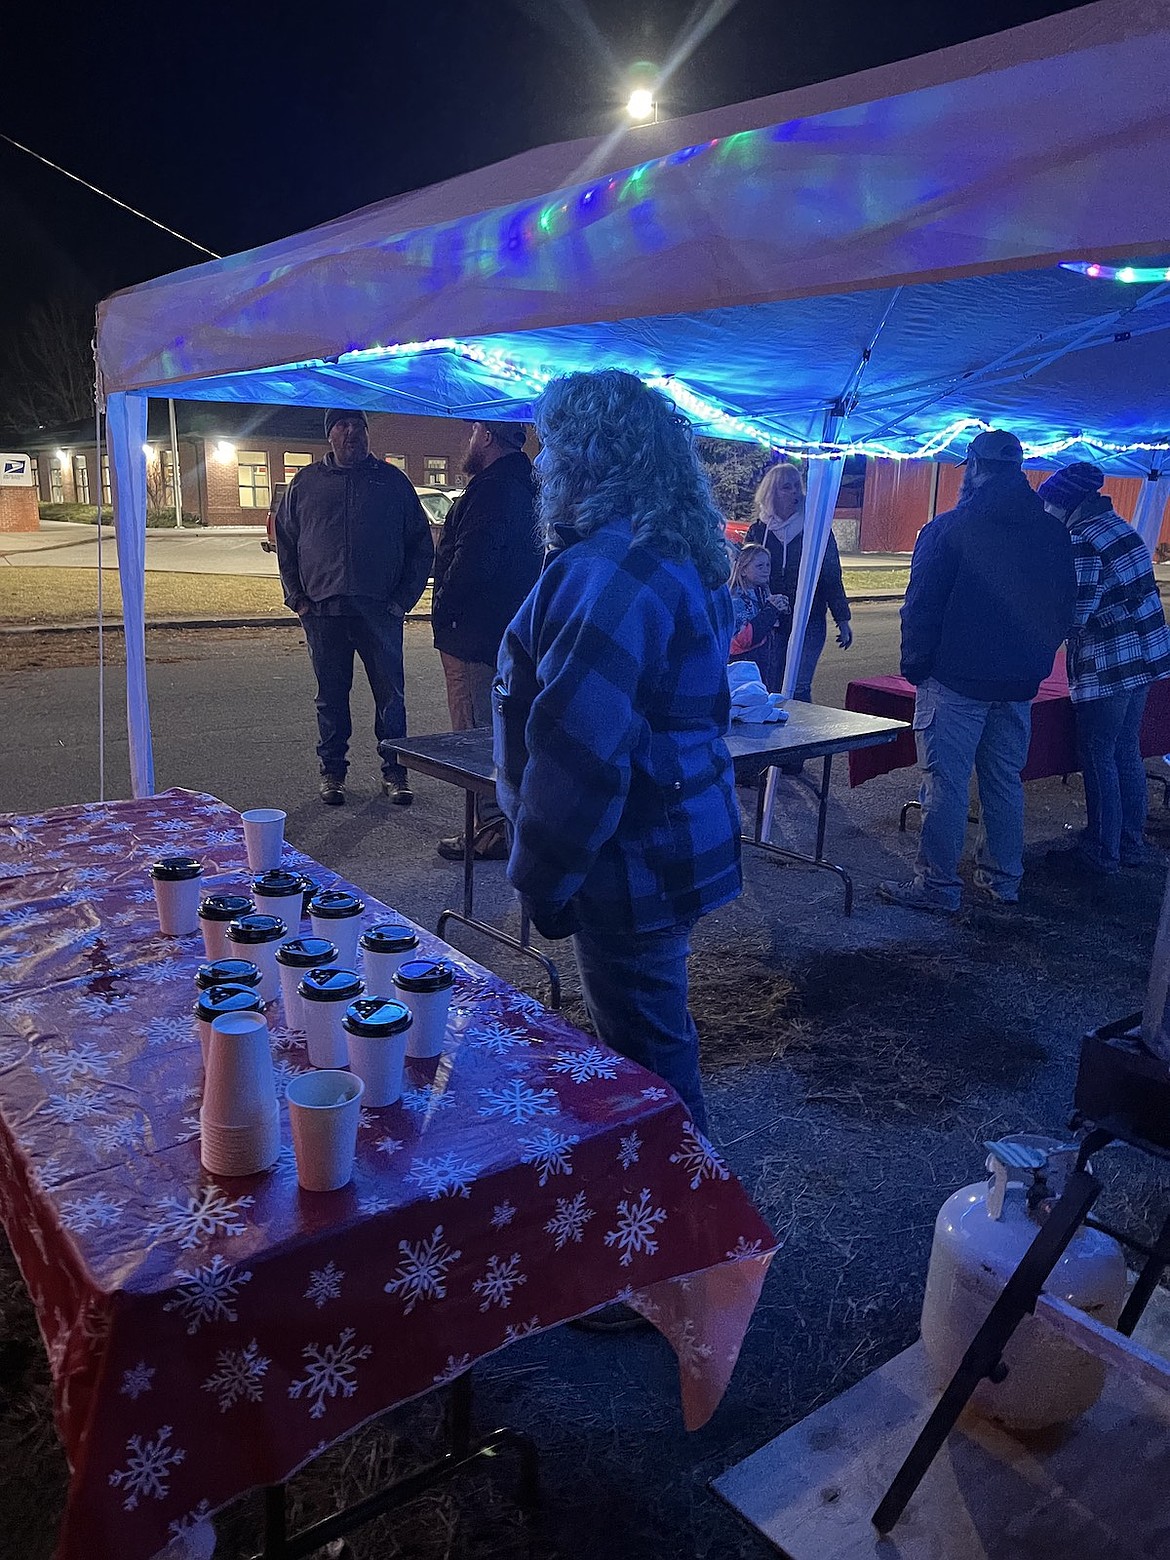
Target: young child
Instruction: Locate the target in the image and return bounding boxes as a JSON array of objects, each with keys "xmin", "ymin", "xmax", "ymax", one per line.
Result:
[{"xmin": 729, "ymin": 543, "xmax": 789, "ymax": 685}]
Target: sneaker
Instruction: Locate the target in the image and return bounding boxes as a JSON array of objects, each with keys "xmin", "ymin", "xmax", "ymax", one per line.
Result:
[
  {"xmin": 876, "ymin": 879, "xmax": 959, "ymax": 916},
  {"xmin": 437, "ymin": 830, "xmax": 509, "ymax": 863},
  {"xmin": 381, "ymin": 775, "xmax": 413, "ymax": 806},
  {"xmin": 319, "ymin": 773, "xmax": 346, "ymax": 806}
]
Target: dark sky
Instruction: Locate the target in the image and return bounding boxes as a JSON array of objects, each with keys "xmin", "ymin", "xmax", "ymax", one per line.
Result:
[{"xmin": 1, "ymin": 0, "xmax": 1094, "ymax": 349}]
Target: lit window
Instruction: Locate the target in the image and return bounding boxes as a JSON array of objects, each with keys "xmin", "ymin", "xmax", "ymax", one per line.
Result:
[
  {"xmin": 284, "ymin": 451, "xmax": 312, "ymax": 484},
  {"xmin": 384, "ymin": 455, "xmax": 407, "ymax": 473},
  {"xmin": 237, "ymin": 451, "xmax": 270, "ymax": 508},
  {"xmin": 49, "ymin": 458, "xmax": 64, "ymax": 503},
  {"xmin": 73, "ymin": 454, "xmax": 90, "ymax": 504},
  {"xmin": 160, "ymin": 449, "xmax": 178, "ymax": 509},
  {"xmin": 100, "ymin": 454, "xmax": 112, "ymax": 506},
  {"xmin": 424, "ymin": 457, "xmax": 448, "ymax": 487}
]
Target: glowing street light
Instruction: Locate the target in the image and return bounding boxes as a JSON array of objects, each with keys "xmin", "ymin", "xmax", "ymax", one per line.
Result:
[{"xmin": 627, "ymin": 87, "xmax": 656, "ymax": 122}]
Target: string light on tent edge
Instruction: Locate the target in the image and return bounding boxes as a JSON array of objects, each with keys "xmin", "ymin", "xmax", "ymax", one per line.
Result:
[{"xmin": 1061, "ymin": 260, "xmax": 1170, "ymax": 284}]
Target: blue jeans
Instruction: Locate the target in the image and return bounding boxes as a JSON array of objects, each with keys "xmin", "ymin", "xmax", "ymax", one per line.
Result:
[
  {"xmin": 301, "ymin": 604, "xmax": 407, "ymax": 779},
  {"xmin": 914, "ymin": 679, "xmax": 1032, "ymax": 908},
  {"xmin": 1075, "ymin": 685, "xmax": 1150, "ymax": 870},
  {"xmin": 572, "ymin": 921, "xmax": 708, "ymax": 1134},
  {"xmin": 792, "ymin": 612, "xmax": 827, "ymax": 703}
]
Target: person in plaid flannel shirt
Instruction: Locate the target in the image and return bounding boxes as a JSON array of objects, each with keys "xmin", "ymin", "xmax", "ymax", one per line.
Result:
[
  {"xmin": 493, "ymin": 371, "xmax": 741, "ymax": 1132},
  {"xmin": 1038, "ymin": 462, "xmax": 1170, "ymax": 872}
]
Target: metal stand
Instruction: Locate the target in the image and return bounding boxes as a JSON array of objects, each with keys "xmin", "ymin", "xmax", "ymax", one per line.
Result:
[
  {"xmin": 256, "ymin": 1374, "xmax": 539, "ymax": 1559},
  {"xmin": 437, "ymin": 789, "xmax": 561, "ymax": 1008},
  {"xmin": 746, "ymin": 755, "xmax": 855, "ymax": 913}
]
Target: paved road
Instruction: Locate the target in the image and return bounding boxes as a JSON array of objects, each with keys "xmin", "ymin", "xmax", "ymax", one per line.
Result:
[{"xmin": 0, "ymin": 522, "xmax": 280, "ymax": 576}]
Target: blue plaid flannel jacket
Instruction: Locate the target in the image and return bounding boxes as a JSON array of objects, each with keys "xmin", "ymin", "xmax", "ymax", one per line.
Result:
[
  {"xmin": 1067, "ymin": 499, "xmax": 1170, "ymax": 703},
  {"xmin": 494, "ymin": 519, "xmax": 742, "ymax": 935}
]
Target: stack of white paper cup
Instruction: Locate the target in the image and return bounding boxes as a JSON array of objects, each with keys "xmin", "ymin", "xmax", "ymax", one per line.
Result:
[
  {"xmin": 193, "ymin": 984, "xmax": 266, "ymax": 1068},
  {"xmin": 308, "ymin": 890, "xmax": 366, "ymax": 969},
  {"xmin": 201, "ymin": 1010, "xmax": 280, "ymax": 1177},
  {"xmin": 392, "ymin": 958, "xmax": 456, "ymax": 1059},
  {"xmin": 276, "ymin": 937, "xmax": 338, "ymax": 1033},
  {"xmin": 198, "ymin": 893, "xmax": 254, "ymax": 961},
  {"xmin": 298, "ymin": 967, "xmax": 364, "ymax": 1067},
  {"xmin": 251, "ymin": 869, "xmax": 306, "ymax": 924},
  {"xmin": 241, "ymin": 808, "xmax": 286, "ymax": 873},
  {"xmin": 150, "ymin": 856, "xmax": 204, "ymax": 936},
  {"xmin": 359, "ymin": 923, "xmax": 420, "ymax": 996},
  {"xmin": 226, "ymin": 914, "xmax": 287, "ymax": 1004},
  {"xmin": 286, "ymin": 1069, "xmax": 364, "ymax": 1191},
  {"xmin": 343, "ymin": 998, "xmax": 412, "ymax": 1106}
]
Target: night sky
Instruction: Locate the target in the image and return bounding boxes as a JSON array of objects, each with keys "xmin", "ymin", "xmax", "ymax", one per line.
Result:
[{"xmin": 2, "ymin": 0, "xmax": 1094, "ymax": 354}]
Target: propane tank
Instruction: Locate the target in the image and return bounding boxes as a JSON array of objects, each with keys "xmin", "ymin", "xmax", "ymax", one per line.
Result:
[{"xmin": 920, "ymin": 1135, "xmax": 1127, "ymax": 1432}]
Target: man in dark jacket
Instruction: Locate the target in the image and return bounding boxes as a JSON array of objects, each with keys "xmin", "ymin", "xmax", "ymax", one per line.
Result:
[
  {"xmin": 879, "ymin": 430, "xmax": 1075, "ymax": 913},
  {"xmin": 431, "ymin": 421, "xmax": 541, "ymax": 860},
  {"xmin": 276, "ymin": 409, "xmax": 434, "ymax": 805}
]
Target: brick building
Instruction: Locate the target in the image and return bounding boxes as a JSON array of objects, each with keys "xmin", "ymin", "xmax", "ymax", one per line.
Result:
[{"xmin": 21, "ymin": 403, "xmax": 472, "ymax": 526}]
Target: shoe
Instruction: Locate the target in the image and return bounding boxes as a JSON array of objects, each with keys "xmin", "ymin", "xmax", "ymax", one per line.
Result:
[
  {"xmin": 381, "ymin": 775, "xmax": 413, "ymax": 806},
  {"xmin": 319, "ymin": 773, "xmax": 346, "ymax": 805},
  {"xmin": 876, "ymin": 879, "xmax": 959, "ymax": 916},
  {"xmin": 437, "ymin": 830, "xmax": 509, "ymax": 862},
  {"xmin": 1044, "ymin": 845, "xmax": 1117, "ymax": 877},
  {"xmin": 973, "ymin": 880, "xmax": 1019, "ymax": 906}
]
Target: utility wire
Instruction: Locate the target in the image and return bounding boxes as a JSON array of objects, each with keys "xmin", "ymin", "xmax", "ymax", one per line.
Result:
[{"xmin": 1, "ymin": 131, "xmax": 220, "ymax": 259}]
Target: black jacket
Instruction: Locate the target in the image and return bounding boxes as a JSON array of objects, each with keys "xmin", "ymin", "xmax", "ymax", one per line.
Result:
[
  {"xmin": 900, "ymin": 471, "xmax": 1076, "ymax": 702},
  {"xmin": 744, "ymin": 521, "xmax": 851, "ymax": 627},
  {"xmin": 275, "ymin": 454, "xmax": 433, "ymax": 613},
  {"xmin": 432, "ymin": 451, "xmax": 542, "ymax": 664}
]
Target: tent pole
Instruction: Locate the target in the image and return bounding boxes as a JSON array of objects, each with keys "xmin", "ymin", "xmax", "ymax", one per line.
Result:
[
  {"xmin": 168, "ymin": 398, "xmax": 182, "ymax": 528},
  {"xmin": 94, "ymin": 390, "xmax": 105, "ymax": 804}
]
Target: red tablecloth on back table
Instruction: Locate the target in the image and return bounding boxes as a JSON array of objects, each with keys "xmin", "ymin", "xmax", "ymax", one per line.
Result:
[
  {"xmin": 845, "ymin": 661, "xmax": 1170, "ymax": 787},
  {"xmin": 0, "ymin": 790, "xmax": 773, "ymax": 1560}
]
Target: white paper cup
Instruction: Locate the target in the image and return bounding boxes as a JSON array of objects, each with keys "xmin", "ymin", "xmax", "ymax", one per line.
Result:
[
  {"xmin": 360, "ymin": 924, "xmax": 420, "ymax": 997},
  {"xmin": 241, "ymin": 809, "xmax": 286, "ymax": 872},
  {"xmin": 343, "ymin": 999, "xmax": 412, "ymax": 1107},
  {"xmin": 199, "ymin": 894, "xmax": 254, "ymax": 962},
  {"xmin": 150, "ymin": 858, "xmax": 204, "ymax": 936},
  {"xmin": 393, "ymin": 959, "xmax": 456, "ymax": 1060},
  {"xmin": 203, "ymin": 1010, "xmax": 279, "ymax": 1125},
  {"xmin": 278, "ymin": 958, "xmax": 306, "ymax": 1032},
  {"xmin": 194, "ymin": 986, "xmax": 265, "ymax": 1068},
  {"xmin": 299, "ymin": 968, "xmax": 364, "ymax": 1068},
  {"xmin": 226, "ymin": 916, "xmax": 287, "ymax": 1005},
  {"xmin": 310, "ymin": 913, "xmax": 362, "ymax": 969},
  {"xmin": 286, "ymin": 1069, "xmax": 364, "ymax": 1192},
  {"xmin": 200, "ymin": 1106, "xmax": 280, "ymax": 1177}
]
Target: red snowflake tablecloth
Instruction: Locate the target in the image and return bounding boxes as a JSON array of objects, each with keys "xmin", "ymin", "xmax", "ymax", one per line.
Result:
[{"xmin": 0, "ymin": 790, "xmax": 774, "ymax": 1560}]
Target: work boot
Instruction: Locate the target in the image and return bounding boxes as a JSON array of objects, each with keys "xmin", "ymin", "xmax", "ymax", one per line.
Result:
[
  {"xmin": 381, "ymin": 773, "xmax": 413, "ymax": 806},
  {"xmin": 876, "ymin": 878, "xmax": 958, "ymax": 916},
  {"xmin": 319, "ymin": 773, "xmax": 346, "ymax": 806},
  {"xmin": 437, "ymin": 828, "xmax": 509, "ymax": 862}
]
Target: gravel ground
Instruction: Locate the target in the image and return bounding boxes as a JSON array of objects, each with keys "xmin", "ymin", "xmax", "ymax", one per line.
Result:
[{"xmin": 2, "ymin": 611, "xmax": 1168, "ymax": 1560}]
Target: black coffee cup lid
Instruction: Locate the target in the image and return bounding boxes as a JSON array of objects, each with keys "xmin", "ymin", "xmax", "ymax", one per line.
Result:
[
  {"xmin": 251, "ymin": 869, "xmax": 304, "ymax": 896},
  {"xmin": 393, "ymin": 958, "xmax": 456, "ymax": 994},
  {"xmin": 196, "ymin": 957, "xmax": 261, "ymax": 989},
  {"xmin": 227, "ymin": 912, "xmax": 287, "ymax": 944},
  {"xmin": 199, "ymin": 893, "xmax": 254, "ymax": 922},
  {"xmin": 308, "ymin": 889, "xmax": 365, "ymax": 919},
  {"xmin": 151, "ymin": 855, "xmax": 202, "ymax": 881},
  {"xmin": 298, "ymin": 966, "xmax": 364, "ymax": 1001},
  {"xmin": 276, "ymin": 936, "xmax": 338, "ymax": 967},
  {"xmin": 194, "ymin": 984, "xmax": 266, "ymax": 1020},
  {"xmin": 360, "ymin": 922, "xmax": 420, "ymax": 953},
  {"xmin": 342, "ymin": 997, "xmax": 412, "ymax": 1036}
]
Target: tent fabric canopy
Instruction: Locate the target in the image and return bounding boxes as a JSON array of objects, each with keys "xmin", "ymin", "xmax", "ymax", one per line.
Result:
[{"xmin": 96, "ymin": 0, "xmax": 1170, "ymax": 797}]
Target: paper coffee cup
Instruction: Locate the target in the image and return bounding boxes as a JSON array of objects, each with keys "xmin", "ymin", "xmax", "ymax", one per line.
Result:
[
  {"xmin": 276, "ymin": 937, "xmax": 338, "ymax": 1033},
  {"xmin": 194, "ymin": 984, "xmax": 266, "ymax": 1068},
  {"xmin": 203, "ymin": 1009, "xmax": 279, "ymax": 1124},
  {"xmin": 308, "ymin": 890, "xmax": 366, "ymax": 970},
  {"xmin": 198, "ymin": 893, "xmax": 254, "ymax": 962},
  {"xmin": 393, "ymin": 958, "xmax": 456, "ymax": 1060},
  {"xmin": 150, "ymin": 856, "xmax": 204, "ymax": 937},
  {"xmin": 226, "ymin": 914, "xmax": 287, "ymax": 1004},
  {"xmin": 359, "ymin": 923, "xmax": 420, "ymax": 997},
  {"xmin": 241, "ymin": 809, "xmax": 286, "ymax": 873},
  {"xmin": 286, "ymin": 1069, "xmax": 364, "ymax": 1192},
  {"xmin": 251, "ymin": 869, "xmax": 306, "ymax": 923},
  {"xmin": 298, "ymin": 967, "xmax": 364, "ymax": 1068},
  {"xmin": 343, "ymin": 998, "xmax": 412, "ymax": 1107}
]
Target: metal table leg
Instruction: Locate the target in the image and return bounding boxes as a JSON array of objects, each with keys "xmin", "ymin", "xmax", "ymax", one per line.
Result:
[
  {"xmin": 745, "ymin": 754, "xmax": 854, "ymax": 913},
  {"xmin": 1118, "ymin": 1209, "xmax": 1170, "ymax": 1336}
]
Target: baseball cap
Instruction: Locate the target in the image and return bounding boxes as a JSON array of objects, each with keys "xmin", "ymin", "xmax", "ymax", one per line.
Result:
[{"xmin": 964, "ymin": 429, "xmax": 1024, "ymax": 464}]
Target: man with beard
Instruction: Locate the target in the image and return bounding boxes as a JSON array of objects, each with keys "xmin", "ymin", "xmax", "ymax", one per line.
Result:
[
  {"xmin": 878, "ymin": 429, "xmax": 1075, "ymax": 913},
  {"xmin": 431, "ymin": 421, "xmax": 541, "ymax": 860}
]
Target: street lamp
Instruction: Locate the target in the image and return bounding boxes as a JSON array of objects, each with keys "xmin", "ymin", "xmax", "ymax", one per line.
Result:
[{"xmin": 626, "ymin": 87, "xmax": 656, "ymax": 123}]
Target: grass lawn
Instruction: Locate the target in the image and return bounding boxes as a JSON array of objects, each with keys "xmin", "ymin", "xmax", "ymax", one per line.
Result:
[
  {"xmin": 841, "ymin": 566, "xmax": 908, "ymax": 594},
  {"xmin": 0, "ymin": 568, "xmax": 289, "ymax": 626}
]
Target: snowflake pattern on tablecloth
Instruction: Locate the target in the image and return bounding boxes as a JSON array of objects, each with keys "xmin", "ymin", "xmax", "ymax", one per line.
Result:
[
  {"xmin": 503, "ymin": 1316, "xmax": 541, "ymax": 1343},
  {"xmin": 618, "ymin": 1131, "xmax": 642, "ymax": 1170},
  {"xmin": 358, "ymin": 1194, "xmax": 393, "ymax": 1216},
  {"xmin": 490, "ymin": 1200, "xmax": 516, "ymax": 1229},
  {"xmin": 466, "ymin": 1019, "xmax": 528, "ymax": 1056},
  {"xmin": 668, "ymin": 1122, "xmax": 731, "ymax": 1191},
  {"xmin": 544, "ymin": 1189, "xmax": 595, "ymax": 1250},
  {"xmin": 70, "ymin": 992, "xmax": 132, "ymax": 1019},
  {"xmin": 28, "ymin": 1156, "xmax": 66, "ymax": 1192},
  {"xmin": 149, "ymin": 1187, "xmax": 254, "ymax": 1251},
  {"xmin": 384, "ymin": 1226, "xmax": 462, "ymax": 1314},
  {"xmin": 120, "ymin": 1362, "xmax": 156, "ymax": 1401},
  {"xmin": 203, "ymin": 1339, "xmax": 271, "ymax": 1412},
  {"xmin": 432, "ymin": 1353, "xmax": 471, "ymax": 1385},
  {"xmin": 604, "ymin": 1189, "xmax": 667, "ymax": 1267},
  {"xmin": 673, "ymin": 1317, "xmax": 715, "ymax": 1377},
  {"xmin": 272, "ymin": 1058, "xmax": 308, "ymax": 1099},
  {"xmin": 519, "ymin": 1128, "xmax": 579, "ymax": 1186},
  {"xmin": 39, "ymin": 1042, "xmax": 113, "ymax": 1086},
  {"xmin": 376, "ymin": 1136, "xmax": 404, "ymax": 1158},
  {"xmin": 725, "ymin": 1235, "xmax": 764, "ymax": 1261},
  {"xmin": 108, "ymin": 1425, "xmax": 186, "ymax": 1511},
  {"xmin": 163, "ymin": 1255, "xmax": 254, "ymax": 1334},
  {"xmin": 203, "ymin": 830, "xmax": 239, "ymax": 847},
  {"xmin": 288, "ymin": 1327, "xmax": 372, "ymax": 1419},
  {"xmin": 477, "ymin": 1080, "xmax": 559, "ymax": 1127},
  {"xmin": 400, "ymin": 1085, "xmax": 457, "ymax": 1116},
  {"xmin": 304, "ymin": 1260, "xmax": 344, "ymax": 1309},
  {"xmin": 93, "ymin": 1118, "xmax": 144, "ymax": 1155},
  {"xmin": 44, "ymin": 1086, "xmax": 116, "ymax": 1124},
  {"xmin": 138, "ymin": 1016, "xmax": 192, "ymax": 1049},
  {"xmin": 91, "ymin": 841, "xmax": 124, "ymax": 856},
  {"xmin": 168, "ymin": 1499, "xmax": 213, "ymax": 1542},
  {"xmin": 473, "ymin": 1253, "xmax": 527, "ymax": 1311},
  {"xmin": 407, "ymin": 1153, "xmax": 480, "ymax": 1200},
  {"xmin": 641, "ymin": 1086, "xmax": 669, "ymax": 1100},
  {"xmin": 59, "ymin": 1191, "xmax": 124, "ymax": 1233},
  {"xmin": 550, "ymin": 1046, "xmax": 620, "ymax": 1085}
]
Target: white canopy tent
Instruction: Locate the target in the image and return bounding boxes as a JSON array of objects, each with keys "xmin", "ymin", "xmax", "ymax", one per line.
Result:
[{"xmin": 96, "ymin": 0, "xmax": 1170, "ymax": 797}]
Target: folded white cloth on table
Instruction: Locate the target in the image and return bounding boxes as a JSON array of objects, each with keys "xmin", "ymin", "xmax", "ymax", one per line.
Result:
[{"xmin": 727, "ymin": 662, "xmax": 788, "ymax": 723}]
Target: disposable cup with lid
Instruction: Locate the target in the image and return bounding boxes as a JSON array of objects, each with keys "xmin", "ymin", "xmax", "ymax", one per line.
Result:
[
  {"xmin": 299, "ymin": 877, "xmax": 320, "ymax": 920},
  {"xmin": 393, "ymin": 958, "xmax": 456, "ymax": 1060},
  {"xmin": 193, "ymin": 983, "xmax": 265, "ymax": 1067},
  {"xmin": 198, "ymin": 893, "xmax": 255, "ymax": 961},
  {"xmin": 251, "ymin": 869, "xmax": 306, "ymax": 921},
  {"xmin": 343, "ymin": 998, "xmax": 412, "ymax": 1106},
  {"xmin": 276, "ymin": 937, "xmax": 338, "ymax": 1032},
  {"xmin": 308, "ymin": 890, "xmax": 366, "ymax": 969},
  {"xmin": 298, "ymin": 966, "xmax": 364, "ymax": 1068},
  {"xmin": 195, "ymin": 957, "xmax": 262, "ymax": 992},
  {"xmin": 226, "ymin": 913, "xmax": 287, "ymax": 1004},
  {"xmin": 241, "ymin": 808, "xmax": 286, "ymax": 873},
  {"xmin": 150, "ymin": 856, "xmax": 204, "ymax": 936},
  {"xmin": 286, "ymin": 1069, "xmax": 364, "ymax": 1192},
  {"xmin": 360, "ymin": 922, "xmax": 420, "ymax": 995}
]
